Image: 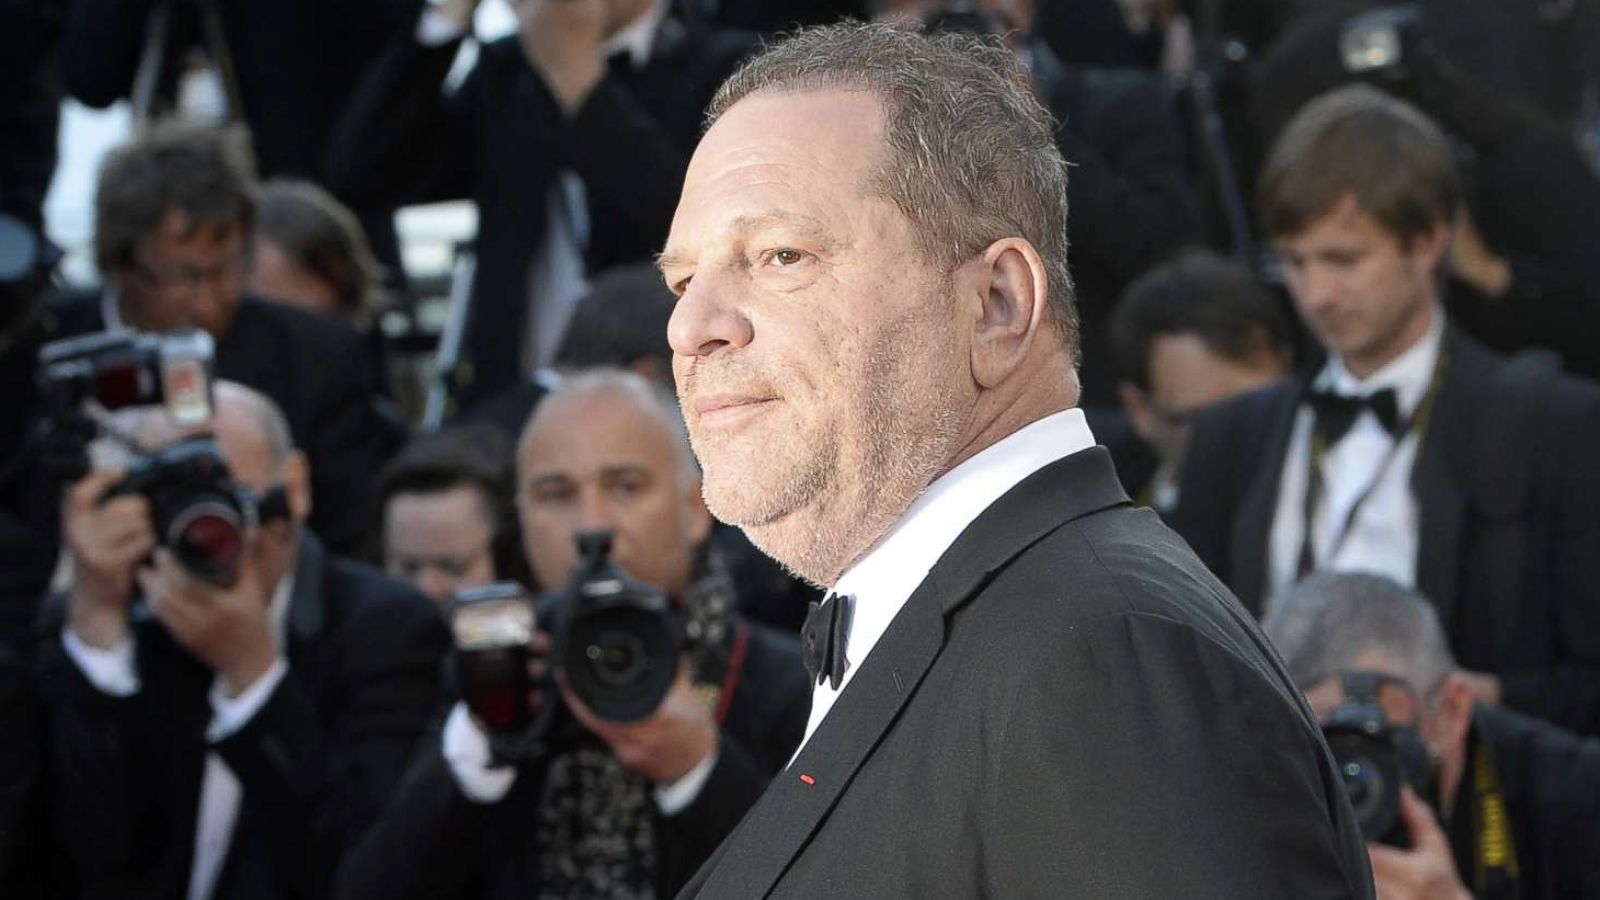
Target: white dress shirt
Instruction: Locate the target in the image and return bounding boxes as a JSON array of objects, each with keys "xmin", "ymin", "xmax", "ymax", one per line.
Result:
[
  {"xmin": 1265, "ymin": 309, "xmax": 1446, "ymax": 612},
  {"xmin": 62, "ymin": 572, "xmax": 294, "ymax": 900},
  {"xmin": 796, "ymin": 408, "xmax": 1098, "ymax": 755}
]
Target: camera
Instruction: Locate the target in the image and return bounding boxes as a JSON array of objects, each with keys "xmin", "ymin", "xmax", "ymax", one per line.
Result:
[
  {"xmin": 40, "ymin": 329, "xmax": 215, "ymax": 427},
  {"xmin": 1321, "ymin": 671, "xmax": 1437, "ymax": 847},
  {"xmin": 451, "ymin": 531, "xmax": 683, "ymax": 762},
  {"xmin": 36, "ymin": 329, "xmax": 216, "ymax": 482},
  {"xmin": 100, "ymin": 434, "xmax": 259, "ymax": 586},
  {"xmin": 548, "ymin": 530, "xmax": 682, "ymax": 723}
]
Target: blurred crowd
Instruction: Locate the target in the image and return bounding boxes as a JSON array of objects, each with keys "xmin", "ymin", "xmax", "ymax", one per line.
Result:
[{"xmin": 1, "ymin": 1, "xmax": 1599, "ymax": 899}]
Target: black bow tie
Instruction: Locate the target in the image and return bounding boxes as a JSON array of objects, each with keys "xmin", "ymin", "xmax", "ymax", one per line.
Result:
[
  {"xmin": 1306, "ymin": 387, "xmax": 1402, "ymax": 446},
  {"xmin": 802, "ymin": 593, "xmax": 852, "ymax": 691}
]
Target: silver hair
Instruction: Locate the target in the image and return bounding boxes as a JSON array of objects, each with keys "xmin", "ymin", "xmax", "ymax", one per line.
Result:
[
  {"xmin": 215, "ymin": 380, "xmax": 294, "ymax": 467},
  {"xmin": 1262, "ymin": 572, "xmax": 1457, "ymax": 697},
  {"xmin": 519, "ymin": 368, "xmax": 700, "ymax": 482},
  {"xmin": 706, "ymin": 21, "xmax": 1079, "ymax": 355}
]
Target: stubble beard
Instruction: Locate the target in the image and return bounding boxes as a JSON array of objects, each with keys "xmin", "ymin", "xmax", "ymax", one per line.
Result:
[{"xmin": 694, "ymin": 313, "xmax": 967, "ymax": 587}]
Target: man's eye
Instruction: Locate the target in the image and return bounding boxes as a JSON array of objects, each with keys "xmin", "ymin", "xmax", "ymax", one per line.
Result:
[
  {"xmin": 671, "ymin": 276, "xmax": 692, "ymax": 296},
  {"xmin": 767, "ymin": 248, "xmax": 805, "ymax": 267}
]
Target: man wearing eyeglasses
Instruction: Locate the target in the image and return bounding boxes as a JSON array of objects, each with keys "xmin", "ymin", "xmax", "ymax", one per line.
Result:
[{"xmin": 45, "ymin": 124, "xmax": 406, "ymax": 555}]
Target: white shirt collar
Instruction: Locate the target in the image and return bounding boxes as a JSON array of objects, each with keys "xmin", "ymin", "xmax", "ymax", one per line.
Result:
[
  {"xmin": 602, "ymin": 0, "xmax": 666, "ymax": 69},
  {"xmin": 831, "ymin": 409, "xmax": 1095, "ymax": 681},
  {"xmin": 1315, "ymin": 305, "xmax": 1445, "ymax": 418}
]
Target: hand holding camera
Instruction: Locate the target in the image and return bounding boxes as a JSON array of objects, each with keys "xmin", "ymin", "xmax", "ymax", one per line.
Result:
[
  {"xmin": 1366, "ymin": 788, "xmax": 1472, "ymax": 900},
  {"xmin": 63, "ymin": 468, "xmax": 154, "ymax": 649},
  {"xmin": 517, "ymin": 0, "xmax": 609, "ymax": 115},
  {"xmin": 139, "ymin": 543, "xmax": 276, "ymax": 698},
  {"xmin": 562, "ymin": 660, "xmax": 717, "ymax": 784}
]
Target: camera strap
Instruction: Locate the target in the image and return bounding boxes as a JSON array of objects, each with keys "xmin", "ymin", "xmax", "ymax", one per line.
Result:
[
  {"xmin": 711, "ymin": 623, "xmax": 750, "ymax": 727},
  {"xmin": 1465, "ymin": 738, "xmax": 1521, "ymax": 899}
]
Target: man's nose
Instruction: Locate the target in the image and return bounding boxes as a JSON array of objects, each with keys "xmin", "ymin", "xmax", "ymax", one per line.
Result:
[
  {"xmin": 576, "ymin": 493, "xmax": 616, "ymax": 536},
  {"xmin": 667, "ymin": 268, "xmax": 753, "ymax": 359}
]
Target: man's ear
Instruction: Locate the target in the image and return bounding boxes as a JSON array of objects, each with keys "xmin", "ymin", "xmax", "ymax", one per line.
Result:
[
  {"xmin": 969, "ymin": 237, "xmax": 1050, "ymax": 389},
  {"xmin": 282, "ymin": 450, "xmax": 313, "ymax": 524},
  {"xmin": 1425, "ymin": 671, "xmax": 1476, "ymax": 753},
  {"xmin": 1412, "ymin": 221, "xmax": 1452, "ymax": 275},
  {"xmin": 1118, "ymin": 382, "xmax": 1158, "ymax": 444}
]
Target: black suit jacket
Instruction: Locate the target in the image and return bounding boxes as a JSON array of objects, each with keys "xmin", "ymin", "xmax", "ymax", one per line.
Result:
[
  {"xmin": 1453, "ymin": 705, "xmax": 1600, "ymax": 900},
  {"xmin": 48, "ymin": 290, "xmax": 407, "ymax": 553},
  {"xmin": 333, "ymin": 619, "xmax": 811, "ymax": 900},
  {"xmin": 680, "ymin": 447, "xmax": 1374, "ymax": 900},
  {"xmin": 1173, "ymin": 326, "xmax": 1600, "ymax": 735},
  {"xmin": 324, "ymin": 15, "xmax": 755, "ymax": 408},
  {"xmin": 36, "ymin": 533, "xmax": 448, "ymax": 900}
]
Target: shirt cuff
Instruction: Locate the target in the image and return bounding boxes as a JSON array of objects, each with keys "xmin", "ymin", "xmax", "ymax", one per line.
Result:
[
  {"xmin": 206, "ymin": 658, "xmax": 289, "ymax": 743},
  {"xmin": 442, "ymin": 702, "xmax": 518, "ymax": 803},
  {"xmin": 417, "ymin": 7, "xmax": 468, "ymax": 46},
  {"xmin": 654, "ymin": 747, "xmax": 719, "ymax": 815},
  {"xmin": 61, "ymin": 627, "xmax": 141, "ymax": 696}
]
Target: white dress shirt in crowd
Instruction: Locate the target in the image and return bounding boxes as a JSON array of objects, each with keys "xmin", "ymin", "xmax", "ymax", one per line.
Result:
[
  {"xmin": 796, "ymin": 408, "xmax": 1098, "ymax": 756},
  {"xmin": 61, "ymin": 573, "xmax": 294, "ymax": 900},
  {"xmin": 1265, "ymin": 308, "xmax": 1446, "ymax": 612}
]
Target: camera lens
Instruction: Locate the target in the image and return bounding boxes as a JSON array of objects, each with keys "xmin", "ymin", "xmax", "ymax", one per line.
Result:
[
  {"xmin": 585, "ymin": 630, "xmax": 652, "ymax": 688},
  {"xmin": 169, "ymin": 501, "xmax": 244, "ymax": 581},
  {"xmin": 1339, "ymin": 755, "xmax": 1386, "ymax": 820}
]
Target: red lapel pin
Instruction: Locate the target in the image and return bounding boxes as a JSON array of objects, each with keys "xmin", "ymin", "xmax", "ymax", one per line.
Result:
[{"xmin": 799, "ymin": 773, "xmax": 816, "ymax": 785}]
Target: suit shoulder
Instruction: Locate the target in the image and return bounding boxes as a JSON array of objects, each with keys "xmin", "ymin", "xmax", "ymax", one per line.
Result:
[
  {"xmin": 979, "ymin": 507, "xmax": 1280, "ymax": 679},
  {"xmin": 241, "ymin": 295, "xmax": 365, "ymax": 352},
  {"xmin": 322, "ymin": 552, "xmax": 447, "ymax": 639}
]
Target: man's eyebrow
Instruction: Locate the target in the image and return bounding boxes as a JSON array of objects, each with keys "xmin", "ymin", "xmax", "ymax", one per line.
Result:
[{"xmin": 657, "ymin": 212, "xmax": 838, "ymax": 273}]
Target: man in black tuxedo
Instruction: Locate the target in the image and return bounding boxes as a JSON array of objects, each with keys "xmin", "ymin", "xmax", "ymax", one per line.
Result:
[
  {"xmin": 36, "ymin": 381, "xmax": 447, "ymax": 900},
  {"xmin": 1173, "ymin": 85, "xmax": 1600, "ymax": 737},
  {"xmin": 324, "ymin": 0, "xmax": 756, "ymax": 410},
  {"xmin": 335, "ymin": 370, "xmax": 809, "ymax": 900},
  {"xmin": 659, "ymin": 22, "xmax": 1373, "ymax": 899},
  {"xmin": 49, "ymin": 125, "xmax": 405, "ymax": 554}
]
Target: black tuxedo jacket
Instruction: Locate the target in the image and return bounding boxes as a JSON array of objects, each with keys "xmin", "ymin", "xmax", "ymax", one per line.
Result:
[
  {"xmin": 48, "ymin": 291, "xmax": 407, "ymax": 553},
  {"xmin": 1172, "ymin": 326, "xmax": 1600, "ymax": 735},
  {"xmin": 36, "ymin": 534, "xmax": 448, "ymax": 900},
  {"xmin": 324, "ymin": 15, "xmax": 755, "ymax": 408},
  {"xmin": 333, "ymin": 619, "xmax": 811, "ymax": 900},
  {"xmin": 679, "ymin": 447, "xmax": 1374, "ymax": 900}
]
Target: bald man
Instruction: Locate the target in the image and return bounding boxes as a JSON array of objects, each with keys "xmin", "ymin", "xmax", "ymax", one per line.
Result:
[
  {"xmin": 337, "ymin": 369, "xmax": 809, "ymax": 900},
  {"xmin": 40, "ymin": 381, "xmax": 447, "ymax": 900}
]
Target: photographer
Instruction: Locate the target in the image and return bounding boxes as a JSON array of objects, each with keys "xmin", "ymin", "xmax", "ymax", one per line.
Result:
[
  {"xmin": 324, "ymin": 0, "xmax": 757, "ymax": 410},
  {"xmin": 36, "ymin": 381, "xmax": 447, "ymax": 900},
  {"xmin": 376, "ymin": 425, "xmax": 524, "ymax": 609},
  {"xmin": 336, "ymin": 370, "xmax": 810, "ymax": 900},
  {"xmin": 48, "ymin": 125, "xmax": 406, "ymax": 554},
  {"xmin": 1265, "ymin": 572, "xmax": 1600, "ymax": 900}
]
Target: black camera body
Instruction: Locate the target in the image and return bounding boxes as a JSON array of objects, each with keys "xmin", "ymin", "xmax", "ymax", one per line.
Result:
[
  {"xmin": 1321, "ymin": 671, "xmax": 1437, "ymax": 847},
  {"xmin": 101, "ymin": 435, "xmax": 254, "ymax": 586},
  {"xmin": 451, "ymin": 531, "xmax": 683, "ymax": 763}
]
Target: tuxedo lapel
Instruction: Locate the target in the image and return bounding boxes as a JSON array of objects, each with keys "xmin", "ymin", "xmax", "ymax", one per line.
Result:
[
  {"xmin": 686, "ymin": 448, "xmax": 1130, "ymax": 900},
  {"xmin": 1229, "ymin": 386, "xmax": 1303, "ymax": 615}
]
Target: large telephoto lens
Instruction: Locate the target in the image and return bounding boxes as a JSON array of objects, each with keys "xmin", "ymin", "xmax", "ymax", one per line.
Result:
[{"xmin": 168, "ymin": 500, "xmax": 245, "ymax": 584}]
